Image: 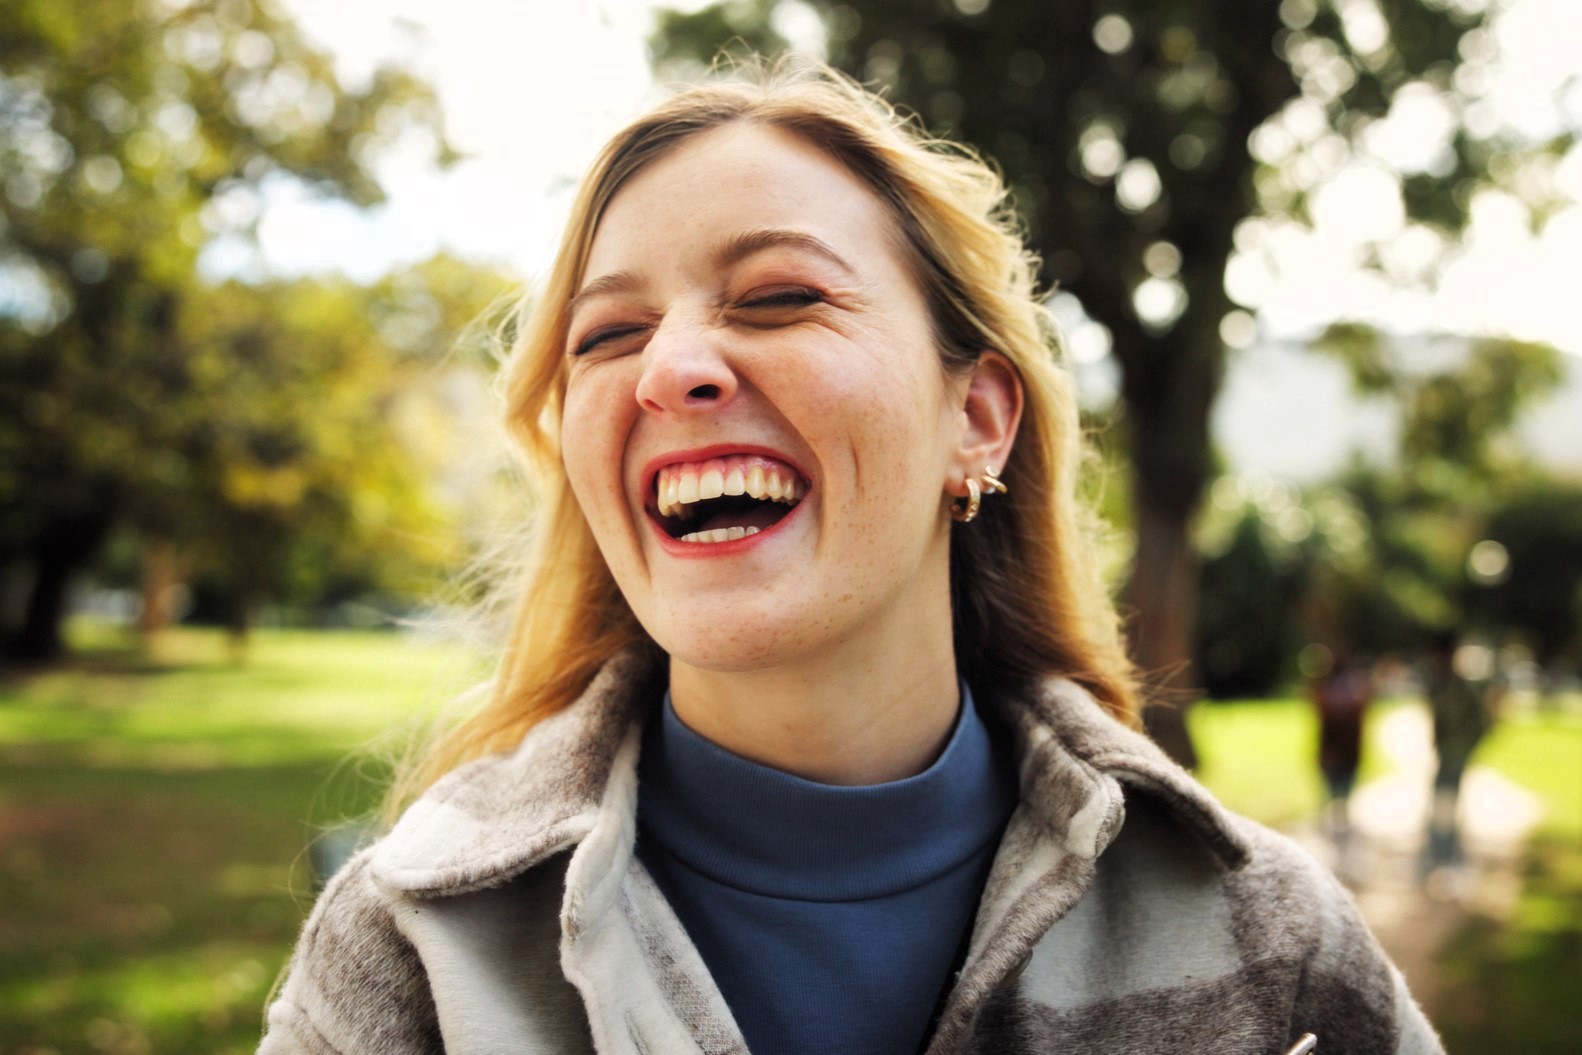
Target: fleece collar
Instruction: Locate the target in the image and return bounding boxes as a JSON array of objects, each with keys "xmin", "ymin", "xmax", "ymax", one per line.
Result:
[{"xmin": 369, "ymin": 649, "xmax": 1249, "ymax": 897}]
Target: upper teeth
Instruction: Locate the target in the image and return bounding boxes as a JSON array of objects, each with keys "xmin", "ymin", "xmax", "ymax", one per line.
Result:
[{"xmin": 655, "ymin": 456, "xmax": 806, "ymax": 519}]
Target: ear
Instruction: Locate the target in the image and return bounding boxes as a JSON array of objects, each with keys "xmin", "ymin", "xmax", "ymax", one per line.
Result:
[{"xmin": 949, "ymin": 351, "xmax": 1023, "ymax": 496}]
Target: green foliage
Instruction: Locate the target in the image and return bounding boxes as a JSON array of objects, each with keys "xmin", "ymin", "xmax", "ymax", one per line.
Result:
[
  {"xmin": 1315, "ymin": 324, "xmax": 1564, "ymax": 484},
  {"xmin": 141, "ymin": 255, "xmax": 514, "ymax": 618},
  {"xmin": 1473, "ymin": 482, "xmax": 1582, "ymax": 665},
  {"xmin": 0, "ymin": 0, "xmax": 457, "ymax": 656},
  {"xmin": 1196, "ymin": 508, "xmax": 1306, "ymax": 697},
  {"xmin": 1259, "ymin": 323, "xmax": 1568, "ymax": 666},
  {"xmin": 651, "ymin": 0, "xmax": 788, "ymax": 77}
]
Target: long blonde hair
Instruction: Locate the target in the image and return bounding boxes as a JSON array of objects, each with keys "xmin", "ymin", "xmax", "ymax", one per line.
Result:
[{"xmin": 394, "ymin": 58, "xmax": 1136, "ymax": 807}]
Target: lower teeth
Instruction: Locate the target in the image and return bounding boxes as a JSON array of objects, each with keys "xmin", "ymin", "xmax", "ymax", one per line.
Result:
[{"xmin": 678, "ymin": 525, "xmax": 761, "ymax": 544}]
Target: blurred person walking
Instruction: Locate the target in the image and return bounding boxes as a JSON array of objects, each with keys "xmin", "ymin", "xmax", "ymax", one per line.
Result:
[
  {"xmin": 1311, "ymin": 650, "xmax": 1373, "ymax": 867},
  {"xmin": 1421, "ymin": 632, "xmax": 1493, "ymax": 886}
]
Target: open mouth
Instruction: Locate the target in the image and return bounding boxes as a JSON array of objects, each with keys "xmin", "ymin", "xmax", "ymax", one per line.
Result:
[{"xmin": 650, "ymin": 454, "xmax": 808, "ymax": 544}]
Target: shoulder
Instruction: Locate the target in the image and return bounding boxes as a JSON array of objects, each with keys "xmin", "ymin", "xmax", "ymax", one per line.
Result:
[
  {"xmin": 1076, "ymin": 794, "xmax": 1369, "ymax": 971},
  {"xmin": 1096, "ymin": 791, "xmax": 1441, "ymax": 1054},
  {"xmin": 260, "ymin": 853, "xmax": 442, "ymax": 1055},
  {"xmin": 1003, "ymin": 677, "xmax": 1441, "ymax": 1053},
  {"xmin": 1224, "ymin": 813, "xmax": 1441, "ymax": 1053}
]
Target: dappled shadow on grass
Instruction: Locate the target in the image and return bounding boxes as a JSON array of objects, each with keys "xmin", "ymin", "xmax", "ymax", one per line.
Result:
[
  {"xmin": 0, "ymin": 627, "xmax": 476, "ymax": 1052},
  {"xmin": 0, "ymin": 653, "xmax": 213, "ymax": 683},
  {"xmin": 0, "ymin": 758, "xmax": 389, "ymax": 1054},
  {"xmin": 0, "ymin": 643, "xmax": 462, "ymax": 771},
  {"xmin": 1433, "ymin": 837, "xmax": 1582, "ymax": 1054}
]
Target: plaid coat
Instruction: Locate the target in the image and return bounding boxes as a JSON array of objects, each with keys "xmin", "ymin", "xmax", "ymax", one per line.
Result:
[{"xmin": 259, "ymin": 650, "xmax": 1443, "ymax": 1055}]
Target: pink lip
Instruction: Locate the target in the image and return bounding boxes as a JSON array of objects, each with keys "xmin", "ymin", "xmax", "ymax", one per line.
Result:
[{"xmin": 639, "ymin": 443, "xmax": 811, "ymax": 558}]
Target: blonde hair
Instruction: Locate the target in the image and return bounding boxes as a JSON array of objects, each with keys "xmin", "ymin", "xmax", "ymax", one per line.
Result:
[{"xmin": 394, "ymin": 58, "xmax": 1136, "ymax": 807}]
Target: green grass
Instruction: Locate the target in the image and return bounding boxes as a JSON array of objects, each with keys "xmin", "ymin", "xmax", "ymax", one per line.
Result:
[
  {"xmin": 1431, "ymin": 703, "xmax": 1582, "ymax": 1054},
  {"xmin": 1472, "ymin": 706, "xmax": 1582, "ymax": 838},
  {"xmin": 0, "ymin": 624, "xmax": 485, "ymax": 766},
  {"xmin": 1435, "ymin": 834, "xmax": 1582, "ymax": 1054},
  {"xmin": 0, "ymin": 625, "xmax": 483, "ymax": 1055},
  {"xmin": 1189, "ymin": 694, "xmax": 1582, "ymax": 834},
  {"xmin": 1187, "ymin": 695, "xmax": 1402, "ymax": 827}
]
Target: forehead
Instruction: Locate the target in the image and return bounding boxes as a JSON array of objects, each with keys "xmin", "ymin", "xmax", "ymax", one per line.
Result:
[{"xmin": 584, "ymin": 122, "xmax": 899, "ymax": 275}]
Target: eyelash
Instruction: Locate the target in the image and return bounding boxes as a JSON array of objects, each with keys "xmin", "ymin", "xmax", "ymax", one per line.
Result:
[
  {"xmin": 741, "ymin": 287, "xmax": 824, "ymax": 309},
  {"xmin": 570, "ymin": 288, "xmax": 825, "ymax": 356},
  {"xmin": 572, "ymin": 325, "xmax": 645, "ymax": 357}
]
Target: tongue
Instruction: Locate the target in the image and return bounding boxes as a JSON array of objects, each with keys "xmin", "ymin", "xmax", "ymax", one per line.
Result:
[{"xmin": 697, "ymin": 501, "xmax": 788, "ymax": 534}]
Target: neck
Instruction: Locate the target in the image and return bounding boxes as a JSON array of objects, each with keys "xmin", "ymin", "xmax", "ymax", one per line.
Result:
[{"xmin": 668, "ymin": 615, "xmax": 960, "ymax": 786}]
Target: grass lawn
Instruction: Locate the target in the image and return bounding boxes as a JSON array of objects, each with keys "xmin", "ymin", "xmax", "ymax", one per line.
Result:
[
  {"xmin": 1431, "ymin": 703, "xmax": 1582, "ymax": 1055},
  {"xmin": 0, "ymin": 625, "xmax": 483, "ymax": 1055},
  {"xmin": 2, "ymin": 626, "xmax": 1576, "ymax": 1053},
  {"xmin": 1188, "ymin": 694, "xmax": 1402, "ymax": 826}
]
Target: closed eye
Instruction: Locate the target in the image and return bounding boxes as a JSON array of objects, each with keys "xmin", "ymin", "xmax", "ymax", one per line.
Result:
[
  {"xmin": 572, "ymin": 324, "xmax": 648, "ymax": 357},
  {"xmin": 739, "ymin": 287, "xmax": 824, "ymax": 310}
]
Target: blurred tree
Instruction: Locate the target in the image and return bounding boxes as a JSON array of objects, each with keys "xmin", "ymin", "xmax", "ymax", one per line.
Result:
[
  {"xmin": 1315, "ymin": 323, "xmax": 1564, "ymax": 492},
  {"xmin": 1196, "ymin": 508, "xmax": 1304, "ymax": 697},
  {"xmin": 149, "ymin": 266, "xmax": 480, "ymax": 643},
  {"xmin": 1310, "ymin": 324, "xmax": 1563, "ymax": 642},
  {"xmin": 1470, "ymin": 481, "xmax": 1582, "ymax": 668},
  {"xmin": 0, "ymin": 0, "xmax": 452, "ymax": 658},
  {"xmin": 649, "ymin": 0, "xmax": 1575, "ymax": 764},
  {"xmin": 114, "ymin": 254, "xmax": 517, "ymax": 645},
  {"xmin": 1303, "ymin": 465, "xmax": 1463, "ymax": 656}
]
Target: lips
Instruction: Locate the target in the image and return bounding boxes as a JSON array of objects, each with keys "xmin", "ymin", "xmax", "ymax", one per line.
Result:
[{"xmin": 646, "ymin": 452, "xmax": 809, "ymax": 544}]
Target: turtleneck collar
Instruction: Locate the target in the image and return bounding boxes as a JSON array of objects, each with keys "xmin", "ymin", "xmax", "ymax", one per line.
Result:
[{"xmin": 636, "ymin": 683, "xmax": 1017, "ymax": 902}]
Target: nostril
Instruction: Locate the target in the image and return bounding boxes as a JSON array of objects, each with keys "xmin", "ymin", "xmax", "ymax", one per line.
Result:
[{"xmin": 688, "ymin": 384, "xmax": 721, "ymax": 400}]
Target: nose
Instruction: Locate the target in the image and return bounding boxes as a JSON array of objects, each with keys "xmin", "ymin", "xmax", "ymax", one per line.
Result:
[{"xmin": 634, "ymin": 312, "xmax": 739, "ymax": 416}]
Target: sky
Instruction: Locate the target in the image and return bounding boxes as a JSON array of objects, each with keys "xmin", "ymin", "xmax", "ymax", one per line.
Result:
[
  {"xmin": 258, "ymin": 0, "xmax": 670, "ymax": 283},
  {"xmin": 259, "ymin": 0, "xmax": 1582, "ymax": 475}
]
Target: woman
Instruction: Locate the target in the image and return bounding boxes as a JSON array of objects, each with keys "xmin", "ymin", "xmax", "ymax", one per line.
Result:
[
  {"xmin": 1311, "ymin": 650, "xmax": 1372, "ymax": 856},
  {"xmin": 261, "ymin": 60, "xmax": 1440, "ymax": 1055}
]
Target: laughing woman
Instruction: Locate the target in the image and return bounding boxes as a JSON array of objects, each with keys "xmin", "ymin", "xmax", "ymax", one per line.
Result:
[{"xmin": 260, "ymin": 60, "xmax": 1441, "ymax": 1055}]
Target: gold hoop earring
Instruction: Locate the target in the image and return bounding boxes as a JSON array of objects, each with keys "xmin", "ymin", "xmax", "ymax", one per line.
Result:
[
  {"xmin": 982, "ymin": 466, "xmax": 1008, "ymax": 496},
  {"xmin": 950, "ymin": 477, "xmax": 982, "ymax": 523}
]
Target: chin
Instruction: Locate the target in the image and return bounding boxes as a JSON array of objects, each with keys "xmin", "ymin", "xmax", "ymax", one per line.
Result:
[{"xmin": 642, "ymin": 600, "xmax": 823, "ymax": 675}]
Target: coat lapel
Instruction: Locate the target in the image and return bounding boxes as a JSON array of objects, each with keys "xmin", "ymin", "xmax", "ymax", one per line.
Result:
[{"xmin": 368, "ymin": 654, "xmax": 1251, "ymax": 1055}]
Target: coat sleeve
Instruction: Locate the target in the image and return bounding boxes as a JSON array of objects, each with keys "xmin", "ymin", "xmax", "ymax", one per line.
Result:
[
  {"xmin": 1278, "ymin": 853, "xmax": 1447, "ymax": 1055},
  {"xmin": 258, "ymin": 855, "xmax": 443, "ymax": 1055}
]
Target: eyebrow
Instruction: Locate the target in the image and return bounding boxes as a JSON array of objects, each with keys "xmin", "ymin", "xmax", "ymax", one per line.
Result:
[
  {"xmin": 566, "ymin": 269, "xmax": 644, "ymax": 320},
  {"xmin": 713, "ymin": 227, "xmax": 857, "ymax": 275},
  {"xmin": 568, "ymin": 228, "xmax": 856, "ymax": 320}
]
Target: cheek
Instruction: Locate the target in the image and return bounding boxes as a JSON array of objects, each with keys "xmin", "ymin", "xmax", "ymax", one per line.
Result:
[{"xmin": 560, "ymin": 382, "xmax": 636, "ymax": 530}]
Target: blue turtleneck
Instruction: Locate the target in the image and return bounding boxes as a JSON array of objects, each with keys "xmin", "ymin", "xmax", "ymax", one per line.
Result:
[{"xmin": 635, "ymin": 685, "xmax": 1017, "ymax": 1055}]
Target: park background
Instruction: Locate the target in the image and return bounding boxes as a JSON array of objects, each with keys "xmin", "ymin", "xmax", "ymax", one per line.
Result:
[{"xmin": 2, "ymin": 0, "xmax": 1580, "ymax": 1051}]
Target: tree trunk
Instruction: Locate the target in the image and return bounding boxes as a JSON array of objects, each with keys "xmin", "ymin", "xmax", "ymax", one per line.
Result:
[
  {"xmin": 1126, "ymin": 495, "xmax": 1203, "ymax": 769},
  {"xmin": 137, "ymin": 539, "xmax": 183, "ymax": 642},
  {"xmin": 8, "ymin": 502, "xmax": 116, "ymax": 661},
  {"xmin": 1115, "ymin": 313, "xmax": 1224, "ymax": 770},
  {"xmin": 225, "ymin": 585, "xmax": 253, "ymax": 665}
]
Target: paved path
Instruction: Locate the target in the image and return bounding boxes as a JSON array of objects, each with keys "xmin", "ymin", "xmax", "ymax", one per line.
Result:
[{"xmin": 1285, "ymin": 705, "xmax": 1542, "ymax": 1009}]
